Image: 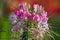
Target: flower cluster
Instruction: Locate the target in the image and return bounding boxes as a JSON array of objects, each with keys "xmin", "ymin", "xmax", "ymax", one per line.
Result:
[{"xmin": 10, "ymin": 3, "xmax": 49, "ymax": 39}]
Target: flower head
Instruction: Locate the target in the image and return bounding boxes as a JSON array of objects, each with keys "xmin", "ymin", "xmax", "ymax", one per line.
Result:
[
  {"xmin": 33, "ymin": 4, "xmax": 38, "ymax": 13},
  {"xmin": 10, "ymin": 3, "xmax": 49, "ymax": 39},
  {"xmin": 10, "ymin": 14, "xmax": 17, "ymax": 21}
]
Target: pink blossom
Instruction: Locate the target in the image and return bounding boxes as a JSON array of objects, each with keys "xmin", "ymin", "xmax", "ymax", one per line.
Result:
[
  {"xmin": 39, "ymin": 11, "xmax": 48, "ymax": 22},
  {"xmin": 33, "ymin": 15, "xmax": 40, "ymax": 23},
  {"xmin": 42, "ymin": 17, "xmax": 48, "ymax": 22},
  {"xmin": 24, "ymin": 11, "xmax": 32, "ymax": 20},
  {"xmin": 33, "ymin": 4, "xmax": 38, "ymax": 13},
  {"xmin": 41, "ymin": 11, "xmax": 47, "ymax": 17},
  {"xmin": 24, "ymin": 11, "xmax": 31, "ymax": 17},
  {"xmin": 19, "ymin": 4, "xmax": 24, "ymax": 9},
  {"xmin": 15, "ymin": 10, "xmax": 20, "ymax": 16},
  {"xmin": 40, "ymin": 5, "xmax": 43, "ymax": 11}
]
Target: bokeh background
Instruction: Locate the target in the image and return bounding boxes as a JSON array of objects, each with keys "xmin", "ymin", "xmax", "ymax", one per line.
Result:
[{"xmin": 0, "ymin": 0, "xmax": 60, "ymax": 40}]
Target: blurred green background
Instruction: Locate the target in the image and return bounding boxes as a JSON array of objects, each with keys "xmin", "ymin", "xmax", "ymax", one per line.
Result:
[
  {"xmin": 0, "ymin": 0, "xmax": 11, "ymax": 40},
  {"xmin": 0, "ymin": 0, "xmax": 60, "ymax": 40}
]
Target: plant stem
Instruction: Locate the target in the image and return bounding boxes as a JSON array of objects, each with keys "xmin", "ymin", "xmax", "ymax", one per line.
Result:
[{"xmin": 22, "ymin": 21, "xmax": 28, "ymax": 40}]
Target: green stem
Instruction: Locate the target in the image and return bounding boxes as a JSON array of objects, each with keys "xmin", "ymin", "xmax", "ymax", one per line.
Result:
[{"xmin": 22, "ymin": 21, "xmax": 28, "ymax": 40}]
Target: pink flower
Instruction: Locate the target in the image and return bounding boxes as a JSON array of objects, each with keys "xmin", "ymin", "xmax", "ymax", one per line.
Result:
[
  {"xmin": 41, "ymin": 11, "xmax": 47, "ymax": 17},
  {"xmin": 39, "ymin": 11, "xmax": 48, "ymax": 22},
  {"xmin": 33, "ymin": 15, "xmax": 40, "ymax": 23},
  {"xmin": 33, "ymin": 4, "xmax": 38, "ymax": 13},
  {"xmin": 19, "ymin": 3, "xmax": 27, "ymax": 9},
  {"xmin": 24, "ymin": 11, "xmax": 31, "ymax": 20},
  {"xmin": 42, "ymin": 17, "xmax": 48, "ymax": 22},
  {"xmin": 40, "ymin": 5, "xmax": 43, "ymax": 11},
  {"xmin": 31, "ymin": 13, "xmax": 36, "ymax": 19},
  {"xmin": 24, "ymin": 11, "xmax": 30, "ymax": 16},
  {"xmin": 15, "ymin": 10, "xmax": 20, "ymax": 16},
  {"xmin": 16, "ymin": 10, "xmax": 24, "ymax": 17},
  {"xmin": 19, "ymin": 4, "xmax": 24, "ymax": 9}
]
